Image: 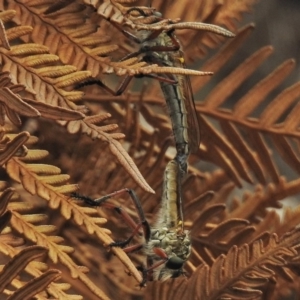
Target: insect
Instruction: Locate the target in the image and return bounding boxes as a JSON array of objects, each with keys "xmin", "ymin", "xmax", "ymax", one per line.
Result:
[
  {"xmin": 72, "ymin": 159, "xmax": 190, "ymax": 286},
  {"xmin": 77, "ymin": 5, "xmax": 235, "ymax": 174}
]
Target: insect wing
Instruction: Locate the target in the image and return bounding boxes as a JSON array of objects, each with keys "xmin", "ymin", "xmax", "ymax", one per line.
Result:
[{"xmin": 182, "ymin": 72, "xmax": 201, "ymax": 154}]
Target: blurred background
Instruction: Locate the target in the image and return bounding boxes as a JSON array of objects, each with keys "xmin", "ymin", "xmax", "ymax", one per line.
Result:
[
  {"xmin": 229, "ymin": 0, "xmax": 300, "ymax": 213},
  {"xmin": 206, "ymin": 0, "xmax": 300, "ymax": 103}
]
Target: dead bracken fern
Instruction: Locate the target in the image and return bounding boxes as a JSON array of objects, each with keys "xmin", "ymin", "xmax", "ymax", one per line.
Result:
[
  {"xmin": 0, "ymin": 188, "xmax": 61, "ymax": 300},
  {"xmin": 5, "ymin": 134, "xmax": 143, "ymax": 290},
  {"xmin": 0, "ymin": 8, "xmax": 154, "ymax": 194},
  {"xmin": 0, "ymin": 0, "xmax": 299, "ymax": 299},
  {"xmin": 145, "ymin": 229, "xmax": 300, "ymax": 300}
]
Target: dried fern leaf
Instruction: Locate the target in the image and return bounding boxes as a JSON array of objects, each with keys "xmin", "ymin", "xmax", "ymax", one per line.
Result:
[
  {"xmin": 0, "ymin": 241, "xmax": 82, "ymax": 300},
  {"xmin": 190, "ymin": 203, "xmax": 255, "ymax": 265},
  {"xmin": 0, "ymin": 246, "xmax": 47, "ymax": 293},
  {"xmin": 146, "ymin": 229, "xmax": 300, "ymax": 300},
  {"xmin": 6, "ymin": 1, "xmax": 161, "ymax": 77},
  {"xmin": 66, "ymin": 118, "xmax": 154, "ymax": 193},
  {"xmin": 0, "ymin": 87, "xmax": 40, "ymax": 125},
  {"xmin": 0, "ymin": 211, "xmax": 11, "ymax": 234},
  {"xmin": 0, "ymin": 188, "xmax": 13, "ymax": 229},
  {"xmin": 0, "ymin": 22, "xmax": 153, "ymax": 193},
  {"xmin": 0, "ymin": 18, "xmax": 10, "ymax": 50},
  {"xmin": 19, "ymin": 149, "xmax": 49, "ymax": 161},
  {"xmin": 204, "ymin": 46, "xmax": 274, "ymax": 109},
  {"xmin": 130, "ymin": 65, "xmax": 214, "ymax": 77},
  {"xmin": 129, "ymin": 21, "xmax": 235, "ymax": 38},
  {"xmin": 84, "ymin": 113, "xmax": 114, "ymax": 124},
  {"xmin": 228, "ymin": 177, "xmax": 300, "ymax": 222},
  {"xmin": 0, "ymin": 10, "xmax": 16, "ymax": 23},
  {"xmin": 9, "ymin": 210, "xmax": 111, "ymax": 300},
  {"xmin": 6, "ymin": 154, "xmax": 143, "ymax": 285},
  {"xmin": 0, "ymin": 132, "xmax": 29, "ymax": 165},
  {"xmin": 177, "ymin": 0, "xmax": 257, "ymax": 62},
  {"xmin": 233, "ymin": 59, "xmax": 295, "ymax": 117},
  {"xmin": 7, "ymin": 269, "xmax": 61, "ymax": 300},
  {"xmin": 0, "ymin": 56, "xmax": 85, "ymax": 125},
  {"xmin": 9, "ymin": 0, "xmax": 236, "ymax": 78},
  {"xmin": 5, "ymin": 26, "xmax": 33, "ymax": 42},
  {"xmin": 253, "ymin": 203, "xmax": 300, "ymax": 242},
  {"xmin": 44, "ymin": 1, "xmax": 85, "ymax": 16},
  {"xmin": 24, "ymin": 98, "xmax": 84, "ymax": 121},
  {"xmin": 187, "ymin": 29, "xmax": 300, "ymax": 185}
]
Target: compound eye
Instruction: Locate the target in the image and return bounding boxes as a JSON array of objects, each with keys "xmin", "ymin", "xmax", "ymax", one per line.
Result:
[{"xmin": 166, "ymin": 257, "xmax": 184, "ymax": 270}]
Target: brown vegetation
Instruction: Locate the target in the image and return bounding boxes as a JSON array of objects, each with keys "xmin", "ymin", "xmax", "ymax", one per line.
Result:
[{"xmin": 0, "ymin": 0, "xmax": 300, "ymax": 299}]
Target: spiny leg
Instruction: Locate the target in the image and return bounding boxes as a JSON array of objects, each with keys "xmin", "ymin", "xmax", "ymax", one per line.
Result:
[
  {"xmin": 76, "ymin": 19, "xmax": 182, "ymax": 94},
  {"xmin": 137, "ymin": 248, "xmax": 170, "ymax": 287},
  {"xmin": 75, "ymin": 75, "xmax": 133, "ymax": 96},
  {"xmin": 72, "ymin": 188, "xmax": 151, "ymax": 248}
]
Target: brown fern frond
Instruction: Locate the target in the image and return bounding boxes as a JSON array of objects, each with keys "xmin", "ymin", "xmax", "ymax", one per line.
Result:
[
  {"xmin": 3, "ymin": 185, "xmax": 112, "ymax": 300},
  {"xmin": 3, "ymin": 136, "xmax": 143, "ymax": 286},
  {"xmin": 228, "ymin": 177, "xmax": 300, "ymax": 222},
  {"xmin": 0, "ymin": 246, "xmax": 56, "ymax": 293},
  {"xmin": 8, "ymin": 207, "xmax": 137, "ymax": 300},
  {"xmin": 146, "ymin": 229, "xmax": 300, "ymax": 300},
  {"xmin": 186, "ymin": 27, "xmax": 300, "ymax": 186},
  {"xmin": 109, "ymin": 59, "xmax": 215, "ymax": 77},
  {"xmin": 127, "ymin": 21, "xmax": 235, "ymax": 38},
  {"xmin": 0, "ymin": 240, "xmax": 84, "ymax": 300},
  {"xmin": 0, "ymin": 204, "xmax": 63, "ymax": 300},
  {"xmin": 0, "ymin": 11, "xmax": 153, "ymax": 192},
  {"xmin": 7, "ymin": 269, "xmax": 61, "ymax": 300},
  {"xmin": 0, "ymin": 18, "xmax": 10, "ymax": 50},
  {"xmin": 253, "ymin": 205, "xmax": 300, "ymax": 241},
  {"xmin": 0, "ymin": 131, "xmax": 29, "ymax": 165},
  {"xmin": 196, "ymin": 60, "xmax": 299, "ymax": 185},
  {"xmin": 24, "ymin": 98, "xmax": 84, "ymax": 121},
  {"xmin": 2, "ymin": 48, "xmax": 90, "ymax": 104},
  {"xmin": 183, "ymin": 191, "xmax": 255, "ymax": 266},
  {"xmin": 0, "ymin": 0, "xmax": 297, "ymax": 299},
  {"xmin": 3, "ymin": 0, "xmax": 164, "ymax": 77},
  {"xmin": 65, "ymin": 117, "xmax": 154, "ymax": 193}
]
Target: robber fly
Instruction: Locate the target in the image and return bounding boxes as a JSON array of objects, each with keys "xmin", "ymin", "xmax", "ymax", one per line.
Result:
[
  {"xmin": 77, "ymin": 4, "xmax": 234, "ymax": 174},
  {"xmin": 72, "ymin": 159, "xmax": 190, "ymax": 286}
]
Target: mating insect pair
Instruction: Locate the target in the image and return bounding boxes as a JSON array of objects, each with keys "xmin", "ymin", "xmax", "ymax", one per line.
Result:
[
  {"xmin": 74, "ymin": 3, "xmax": 235, "ymax": 286},
  {"xmin": 72, "ymin": 159, "xmax": 190, "ymax": 286}
]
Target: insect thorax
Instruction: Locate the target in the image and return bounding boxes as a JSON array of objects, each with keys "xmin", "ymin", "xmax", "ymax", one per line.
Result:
[
  {"xmin": 145, "ymin": 226, "xmax": 191, "ymax": 280},
  {"xmin": 140, "ymin": 30, "xmax": 183, "ymax": 65}
]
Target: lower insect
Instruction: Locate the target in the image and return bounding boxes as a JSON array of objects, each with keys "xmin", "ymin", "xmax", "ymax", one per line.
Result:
[{"xmin": 72, "ymin": 159, "xmax": 190, "ymax": 286}]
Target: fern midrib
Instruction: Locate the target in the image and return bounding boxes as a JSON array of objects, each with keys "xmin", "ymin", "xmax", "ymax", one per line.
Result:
[{"xmin": 197, "ymin": 106, "xmax": 300, "ymax": 139}]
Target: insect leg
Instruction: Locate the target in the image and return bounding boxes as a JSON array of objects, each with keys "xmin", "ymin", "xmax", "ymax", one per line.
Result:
[
  {"xmin": 123, "ymin": 243, "xmax": 143, "ymax": 253},
  {"xmin": 139, "ymin": 73, "xmax": 177, "ymax": 84},
  {"xmin": 105, "ymin": 17, "xmax": 143, "ymax": 44},
  {"xmin": 137, "ymin": 257, "xmax": 168, "ymax": 287},
  {"xmin": 166, "ymin": 30, "xmax": 181, "ymax": 49},
  {"xmin": 118, "ymin": 36, "xmax": 179, "ymax": 61},
  {"xmin": 76, "ymin": 75, "xmax": 133, "ymax": 96},
  {"xmin": 111, "ymin": 222, "xmax": 144, "ymax": 249},
  {"xmin": 72, "ymin": 189, "xmax": 151, "ymax": 245}
]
